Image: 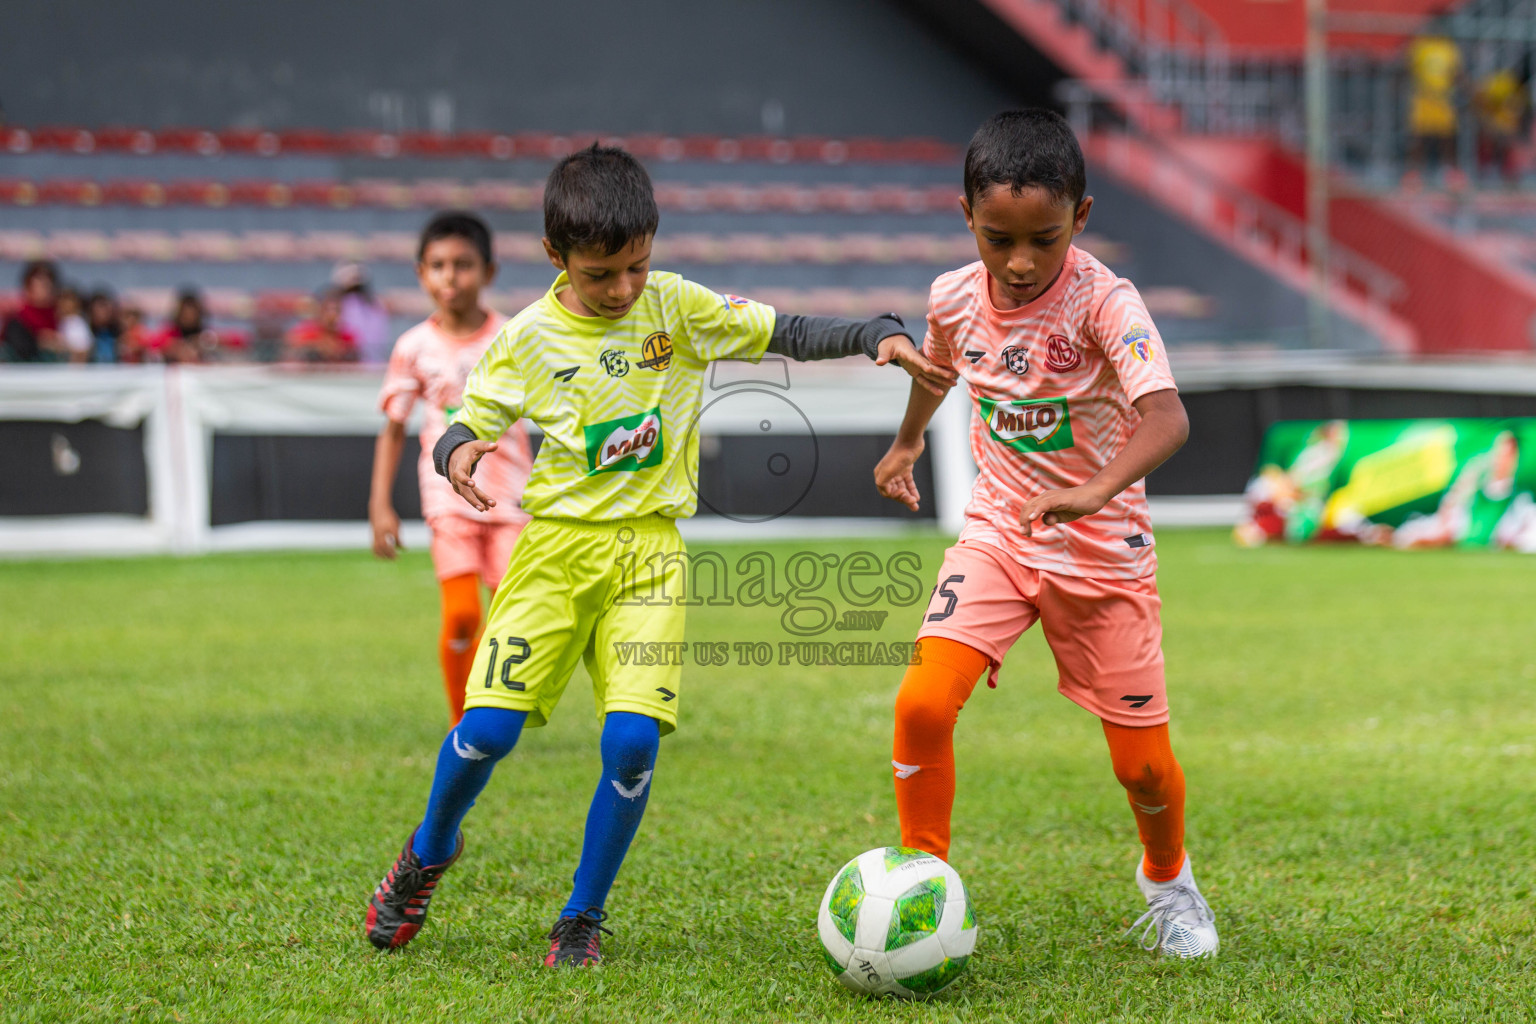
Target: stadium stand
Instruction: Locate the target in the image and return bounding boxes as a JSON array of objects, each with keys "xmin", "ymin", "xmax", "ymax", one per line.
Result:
[
  {"xmin": 0, "ymin": 120, "xmax": 1390, "ymax": 352},
  {"xmin": 937, "ymin": 0, "xmax": 1536, "ymax": 355}
]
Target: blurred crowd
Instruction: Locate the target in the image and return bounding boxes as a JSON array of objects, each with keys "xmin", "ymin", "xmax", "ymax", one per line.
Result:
[
  {"xmin": 1406, "ymin": 34, "xmax": 1532, "ymax": 188},
  {"xmin": 0, "ymin": 259, "xmax": 392, "ymax": 365}
]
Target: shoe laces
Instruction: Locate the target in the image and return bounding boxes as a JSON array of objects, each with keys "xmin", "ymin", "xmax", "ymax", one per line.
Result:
[
  {"xmin": 1128, "ymin": 883, "xmax": 1214, "ymax": 952},
  {"xmin": 383, "ymin": 857, "xmax": 428, "ymax": 909},
  {"xmin": 550, "ymin": 908, "xmax": 613, "ymax": 948}
]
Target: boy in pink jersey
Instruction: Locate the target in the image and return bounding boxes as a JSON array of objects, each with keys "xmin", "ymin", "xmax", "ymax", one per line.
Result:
[
  {"xmin": 371, "ymin": 211, "xmax": 534, "ymax": 725},
  {"xmin": 874, "ymin": 110, "xmax": 1218, "ymax": 957}
]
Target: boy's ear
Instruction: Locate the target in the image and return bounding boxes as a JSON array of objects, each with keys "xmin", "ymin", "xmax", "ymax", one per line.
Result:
[
  {"xmin": 959, "ymin": 195, "xmax": 974, "ymax": 233},
  {"xmin": 482, "ymin": 260, "xmax": 498, "ymax": 288},
  {"xmin": 541, "ymin": 238, "xmax": 566, "ymax": 271},
  {"xmin": 1072, "ymin": 196, "xmax": 1093, "ymax": 236}
]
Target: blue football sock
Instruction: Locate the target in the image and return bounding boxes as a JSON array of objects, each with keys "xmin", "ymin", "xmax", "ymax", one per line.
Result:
[
  {"xmin": 561, "ymin": 711, "xmax": 661, "ymax": 917},
  {"xmin": 412, "ymin": 706, "xmax": 527, "ymax": 866}
]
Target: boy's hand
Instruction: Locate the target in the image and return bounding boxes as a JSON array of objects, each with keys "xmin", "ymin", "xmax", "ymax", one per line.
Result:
[
  {"xmin": 448, "ymin": 441, "xmax": 499, "ymax": 512},
  {"xmin": 369, "ymin": 505, "xmax": 403, "ymax": 559},
  {"xmin": 875, "ymin": 335, "xmax": 957, "ymax": 397},
  {"xmin": 1019, "ymin": 484, "xmax": 1110, "ymax": 536},
  {"xmin": 875, "ymin": 437, "xmax": 926, "ymax": 512}
]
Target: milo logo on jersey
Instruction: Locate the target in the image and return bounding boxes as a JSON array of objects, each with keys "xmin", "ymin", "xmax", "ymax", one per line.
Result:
[
  {"xmin": 584, "ymin": 407, "xmax": 666, "ymax": 474},
  {"xmin": 977, "ymin": 396, "xmax": 1075, "ymax": 453}
]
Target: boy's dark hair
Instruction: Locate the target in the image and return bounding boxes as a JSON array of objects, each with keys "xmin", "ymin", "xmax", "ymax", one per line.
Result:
[
  {"xmin": 417, "ymin": 210, "xmax": 494, "ymax": 265},
  {"xmin": 543, "ymin": 144, "xmax": 659, "ymax": 258},
  {"xmin": 964, "ymin": 109, "xmax": 1086, "ymax": 209},
  {"xmin": 20, "ymin": 259, "xmax": 58, "ymax": 288}
]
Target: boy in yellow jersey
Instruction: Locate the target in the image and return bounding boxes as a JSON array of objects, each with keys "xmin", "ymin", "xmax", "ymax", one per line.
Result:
[{"xmin": 364, "ymin": 144, "xmax": 955, "ymax": 963}]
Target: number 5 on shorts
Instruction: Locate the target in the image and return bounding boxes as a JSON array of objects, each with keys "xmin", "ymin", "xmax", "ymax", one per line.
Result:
[
  {"xmin": 926, "ymin": 575, "xmax": 965, "ymax": 622},
  {"xmin": 483, "ymin": 636, "xmax": 532, "ymax": 691}
]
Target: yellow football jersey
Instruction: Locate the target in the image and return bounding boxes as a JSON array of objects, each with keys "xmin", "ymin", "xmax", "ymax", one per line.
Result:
[{"xmin": 453, "ymin": 270, "xmax": 776, "ymax": 520}]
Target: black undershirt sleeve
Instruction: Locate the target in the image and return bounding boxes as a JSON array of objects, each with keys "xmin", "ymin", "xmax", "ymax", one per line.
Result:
[
  {"xmin": 432, "ymin": 421, "xmax": 480, "ymax": 479},
  {"xmin": 765, "ymin": 312, "xmax": 911, "ymax": 361}
]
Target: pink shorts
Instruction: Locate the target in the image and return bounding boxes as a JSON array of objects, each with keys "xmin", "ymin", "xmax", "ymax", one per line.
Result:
[
  {"xmin": 916, "ymin": 540, "xmax": 1168, "ymax": 726},
  {"xmin": 427, "ymin": 515, "xmax": 526, "ymax": 591}
]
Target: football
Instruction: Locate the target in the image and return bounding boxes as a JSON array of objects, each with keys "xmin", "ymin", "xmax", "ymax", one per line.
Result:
[{"xmin": 816, "ymin": 847, "xmax": 977, "ymax": 998}]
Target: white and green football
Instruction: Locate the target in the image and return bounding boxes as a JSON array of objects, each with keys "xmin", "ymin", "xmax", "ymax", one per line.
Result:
[{"xmin": 816, "ymin": 846, "xmax": 977, "ymax": 998}]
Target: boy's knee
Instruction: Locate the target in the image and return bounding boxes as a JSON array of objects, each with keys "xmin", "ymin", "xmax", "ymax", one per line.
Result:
[
  {"xmin": 601, "ymin": 712, "xmax": 660, "ymax": 773},
  {"xmin": 1110, "ymin": 754, "xmax": 1178, "ymax": 798},
  {"xmin": 441, "ymin": 605, "xmax": 481, "ymax": 641},
  {"xmin": 895, "ymin": 673, "xmax": 958, "ymax": 736},
  {"xmin": 451, "ymin": 706, "xmax": 525, "ymax": 761}
]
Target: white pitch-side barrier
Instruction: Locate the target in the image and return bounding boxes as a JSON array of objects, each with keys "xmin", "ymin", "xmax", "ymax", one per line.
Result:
[
  {"xmin": 0, "ymin": 358, "xmax": 976, "ymax": 558},
  {"xmin": 9, "ymin": 353, "xmax": 1535, "ymax": 558}
]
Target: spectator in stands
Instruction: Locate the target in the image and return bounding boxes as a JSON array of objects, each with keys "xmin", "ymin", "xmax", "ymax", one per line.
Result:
[
  {"xmin": 149, "ymin": 288, "xmax": 245, "ymax": 363},
  {"xmin": 117, "ymin": 304, "xmax": 148, "ymax": 363},
  {"xmin": 333, "ymin": 262, "xmax": 391, "ymax": 364},
  {"xmin": 86, "ymin": 289, "xmax": 120, "ymax": 363},
  {"xmin": 1406, "ymin": 33, "xmax": 1464, "ymax": 190},
  {"xmin": 283, "ymin": 289, "xmax": 359, "ymax": 363},
  {"xmin": 1475, "ymin": 65, "xmax": 1526, "ymax": 185},
  {"xmin": 1, "ymin": 260, "xmax": 63, "ymax": 362},
  {"xmin": 56, "ymin": 286, "xmax": 93, "ymax": 363}
]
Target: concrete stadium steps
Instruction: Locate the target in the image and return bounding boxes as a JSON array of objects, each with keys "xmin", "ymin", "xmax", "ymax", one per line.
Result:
[
  {"xmin": 0, "ymin": 127, "xmax": 1261, "ymax": 347},
  {"xmin": 0, "ymin": 152, "xmax": 966, "ymax": 188},
  {"xmin": 0, "ymin": 126, "xmax": 959, "ymax": 165},
  {"xmin": 1395, "ymin": 192, "xmax": 1536, "ymax": 274},
  {"xmin": 0, "ymin": 227, "xmax": 997, "ymax": 269},
  {"xmin": 0, "ymin": 176, "xmax": 965, "ymax": 213},
  {"xmin": 0, "ymin": 203, "xmax": 969, "ymax": 239},
  {"xmin": 1079, "ymin": 172, "xmax": 1385, "ymax": 349}
]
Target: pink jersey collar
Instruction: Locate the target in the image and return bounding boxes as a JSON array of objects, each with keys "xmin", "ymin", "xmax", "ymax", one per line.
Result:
[
  {"xmin": 427, "ymin": 309, "xmax": 501, "ymax": 345},
  {"xmin": 981, "ymin": 247, "xmax": 1079, "ymax": 324}
]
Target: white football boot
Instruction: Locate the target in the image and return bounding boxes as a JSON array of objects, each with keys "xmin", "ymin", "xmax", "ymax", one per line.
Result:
[{"xmin": 1129, "ymin": 856, "xmax": 1219, "ymax": 958}]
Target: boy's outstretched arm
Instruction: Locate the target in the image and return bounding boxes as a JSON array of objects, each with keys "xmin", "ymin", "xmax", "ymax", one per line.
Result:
[
  {"xmin": 767, "ymin": 314, "xmax": 956, "ymax": 395},
  {"xmin": 874, "ymin": 379, "xmax": 950, "ymax": 512},
  {"xmin": 1018, "ymin": 388, "xmax": 1189, "ymax": 536}
]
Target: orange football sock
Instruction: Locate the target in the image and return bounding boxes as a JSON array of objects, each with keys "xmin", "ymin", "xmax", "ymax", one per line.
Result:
[
  {"xmin": 891, "ymin": 637, "xmax": 992, "ymax": 861},
  {"xmin": 1102, "ymin": 720, "xmax": 1186, "ymax": 882},
  {"xmin": 438, "ymin": 573, "xmax": 482, "ymax": 726}
]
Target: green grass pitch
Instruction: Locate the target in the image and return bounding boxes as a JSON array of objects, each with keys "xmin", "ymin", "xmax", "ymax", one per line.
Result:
[{"xmin": 2, "ymin": 529, "xmax": 1534, "ymax": 1022}]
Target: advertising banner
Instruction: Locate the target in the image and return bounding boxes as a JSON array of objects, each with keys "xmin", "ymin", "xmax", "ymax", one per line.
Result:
[{"xmin": 1236, "ymin": 418, "xmax": 1536, "ymax": 552}]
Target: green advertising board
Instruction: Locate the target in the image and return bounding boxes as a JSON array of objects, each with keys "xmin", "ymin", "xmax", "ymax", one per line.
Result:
[{"xmin": 1236, "ymin": 418, "xmax": 1536, "ymax": 551}]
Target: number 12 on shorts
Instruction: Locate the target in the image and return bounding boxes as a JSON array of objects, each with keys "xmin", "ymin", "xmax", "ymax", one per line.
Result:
[{"xmin": 483, "ymin": 636, "xmax": 532, "ymax": 691}]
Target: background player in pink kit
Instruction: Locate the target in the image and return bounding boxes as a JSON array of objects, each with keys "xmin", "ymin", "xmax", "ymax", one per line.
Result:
[
  {"xmin": 370, "ymin": 211, "xmax": 534, "ymax": 725},
  {"xmin": 874, "ymin": 110, "xmax": 1219, "ymax": 957}
]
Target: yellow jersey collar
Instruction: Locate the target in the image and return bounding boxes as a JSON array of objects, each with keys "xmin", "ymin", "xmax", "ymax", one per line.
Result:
[{"xmin": 546, "ymin": 271, "xmax": 620, "ymax": 335}]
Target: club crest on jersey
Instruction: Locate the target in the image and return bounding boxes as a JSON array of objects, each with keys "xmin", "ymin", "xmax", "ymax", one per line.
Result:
[
  {"xmin": 1000, "ymin": 345, "xmax": 1030, "ymax": 375},
  {"xmin": 600, "ymin": 348, "xmax": 630, "ymax": 378},
  {"xmin": 976, "ymin": 396, "xmax": 1075, "ymax": 453},
  {"xmin": 1121, "ymin": 324, "xmax": 1156, "ymax": 363},
  {"xmin": 637, "ymin": 331, "xmax": 673, "ymax": 371},
  {"xmin": 1044, "ymin": 334, "xmax": 1083, "ymax": 372},
  {"xmin": 584, "ymin": 407, "xmax": 665, "ymax": 474},
  {"xmin": 722, "ymin": 294, "xmax": 752, "ymax": 310}
]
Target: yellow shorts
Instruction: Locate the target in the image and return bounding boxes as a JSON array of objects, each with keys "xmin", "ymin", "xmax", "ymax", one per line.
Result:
[{"xmin": 463, "ymin": 514, "xmax": 686, "ymax": 734}]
